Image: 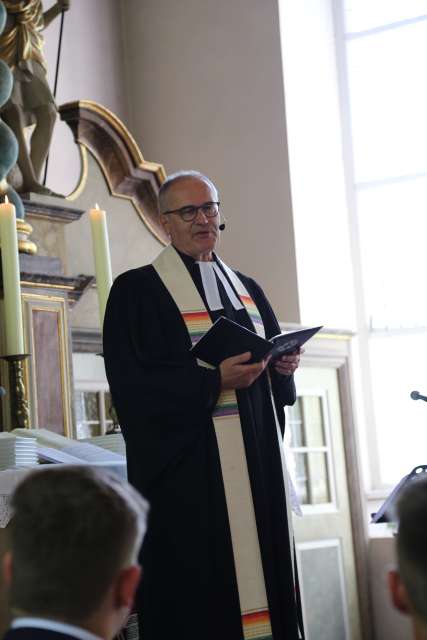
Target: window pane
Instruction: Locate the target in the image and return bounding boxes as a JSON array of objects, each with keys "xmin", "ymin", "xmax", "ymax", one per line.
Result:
[
  {"xmin": 357, "ymin": 178, "xmax": 427, "ymax": 328},
  {"xmin": 344, "ymin": 0, "xmax": 427, "ymax": 33},
  {"xmin": 289, "ymin": 398, "xmax": 305, "ymax": 447},
  {"xmin": 84, "ymin": 392, "xmax": 100, "ymax": 421},
  {"xmin": 302, "ymin": 396, "xmax": 326, "ymax": 447},
  {"xmin": 370, "ymin": 332, "xmax": 427, "ymax": 485},
  {"xmin": 294, "ymin": 453, "xmax": 309, "ymax": 504},
  {"xmin": 347, "ymin": 20, "xmax": 427, "ymax": 182},
  {"xmin": 104, "ymin": 391, "xmax": 112, "ymax": 415},
  {"xmin": 308, "ymin": 452, "xmax": 331, "ymax": 504},
  {"xmin": 76, "ymin": 421, "xmax": 102, "ymax": 440},
  {"xmin": 74, "ymin": 391, "xmax": 84, "ymax": 423},
  {"xmin": 294, "ymin": 452, "xmax": 331, "ymax": 505}
]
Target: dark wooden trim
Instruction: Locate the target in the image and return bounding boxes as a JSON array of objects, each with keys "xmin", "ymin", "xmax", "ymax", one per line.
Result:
[
  {"xmin": 18, "ymin": 274, "xmax": 94, "ymax": 306},
  {"xmin": 23, "ymin": 199, "xmax": 84, "ymax": 223},
  {"xmin": 72, "ymin": 328, "xmax": 102, "ymax": 354},
  {"xmin": 59, "ymin": 100, "xmax": 168, "ymax": 244}
]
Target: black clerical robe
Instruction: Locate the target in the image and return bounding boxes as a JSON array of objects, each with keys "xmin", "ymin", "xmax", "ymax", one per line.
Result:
[{"xmin": 103, "ymin": 250, "xmax": 303, "ymax": 640}]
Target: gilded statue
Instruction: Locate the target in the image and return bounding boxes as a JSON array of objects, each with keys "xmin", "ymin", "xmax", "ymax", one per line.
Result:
[{"xmin": 0, "ymin": 0, "xmax": 70, "ymax": 195}]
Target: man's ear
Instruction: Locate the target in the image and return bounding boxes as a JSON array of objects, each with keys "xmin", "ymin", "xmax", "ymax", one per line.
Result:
[
  {"xmin": 3, "ymin": 551, "xmax": 12, "ymax": 587},
  {"xmin": 388, "ymin": 569, "xmax": 410, "ymax": 615},
  {"xmin": 159, "ymin": 213, "xmax": 171, "ymax": 238},
  {"xmin": 115, "ymin": 564, "xmax": 142, "ymax": 610}
]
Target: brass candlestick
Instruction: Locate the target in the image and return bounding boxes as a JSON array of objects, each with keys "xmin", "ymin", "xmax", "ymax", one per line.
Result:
[{"xmin": 1, "ymin": 354, "xmax": 30, "ymax": 429}]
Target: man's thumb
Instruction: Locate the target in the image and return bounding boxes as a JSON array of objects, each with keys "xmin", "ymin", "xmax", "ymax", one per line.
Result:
[{"xmin": 232, "ymin": 351, "xmax": 252, "ymax": 364}]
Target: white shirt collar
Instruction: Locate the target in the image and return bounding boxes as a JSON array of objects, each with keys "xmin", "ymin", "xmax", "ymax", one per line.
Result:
[
  {"xmin": 12, "ymin": 617, "xmax": 102, "ymax": 640},
  {"xmin": 196, "ymin": 260, "xmax": 243, "ymax": 311}
]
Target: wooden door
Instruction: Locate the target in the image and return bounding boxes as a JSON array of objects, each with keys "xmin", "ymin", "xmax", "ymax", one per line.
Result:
[{"xmin": 286, "ymin": 364, "xmax": 364, "ymax": 640}]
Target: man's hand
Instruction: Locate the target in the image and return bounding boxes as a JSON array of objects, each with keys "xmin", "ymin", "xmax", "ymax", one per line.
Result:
[
  {"xmin": 273, "ymin": 347, "xmax": 304, "ymax": 376},
  {"xmin": 220, "ymin": 352, "xmax": 270, "ymax": 390}
]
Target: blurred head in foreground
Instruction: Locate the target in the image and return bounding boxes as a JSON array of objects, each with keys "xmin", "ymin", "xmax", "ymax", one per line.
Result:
[
  {"xmin": 389, "ymin": 476, "xmax": 427, "ymax": 640},
  {"xmin": 3, "ymin": 465, "xmax": 149, "ymax": 640}
]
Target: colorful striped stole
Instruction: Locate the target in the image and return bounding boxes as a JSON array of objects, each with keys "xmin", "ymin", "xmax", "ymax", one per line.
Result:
[{"xmin": 153, "ymin": 245, "xmax": 276, "ymax": 639}]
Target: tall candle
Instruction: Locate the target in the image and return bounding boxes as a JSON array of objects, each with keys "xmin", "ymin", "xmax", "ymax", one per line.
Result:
[
  {"xmin": 89, "ymin": 203, "xmax": 113, "ymax": 327},
  {"xmin": 0, "ymin": 196, "xmax": 24, "ymax": 355}
]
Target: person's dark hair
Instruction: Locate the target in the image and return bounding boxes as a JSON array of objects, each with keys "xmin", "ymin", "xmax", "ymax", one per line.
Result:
[
  {"xmin": 158, "ymin": 170, "xmax": 219, "ymax": 214},
  {"xmin": 10, "ymin": 466, "xmax": 149, "ymax": 623},
  {"xmin": 396, "ymin": 476, "xmax": 427, "ymax": 623}
]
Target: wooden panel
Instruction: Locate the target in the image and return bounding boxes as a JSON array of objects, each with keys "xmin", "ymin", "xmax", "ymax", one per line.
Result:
[
  {"xmin": 32, "ymin": 309, "xmax": 63, "ymax": 433},
  {"xmin": 22, "ymin": 291, "xmax": 74, "ymax": 438}
]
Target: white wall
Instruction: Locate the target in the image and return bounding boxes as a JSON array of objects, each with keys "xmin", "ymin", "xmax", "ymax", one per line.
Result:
[
  {"xmin": 120, "ymin": 0, "xmax": 300, "ymax": 323},
  {"xmin": 279, "ymin": 0, "xmax": 356, "ymax": 331}
]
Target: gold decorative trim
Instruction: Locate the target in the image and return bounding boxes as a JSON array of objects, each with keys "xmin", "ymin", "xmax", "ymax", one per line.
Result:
[
  {"xmin": 66, "ymin": 144, "xmax": 89, "ymax": 202},
  {"xmin": 21, "ymin": 281, "xmax": 75, "ymax": 291},
  {"xmin": 22, "ymin": 293, "xmax": 73, "ymax": 438},
  {"xmin": 77, "ymin": 100, "xmax": 166, "ymax": 180},
  {"xmin": 18, "ymin": 239, "xmax": 37, "ymax": 255},
  {"xmin": 95, "ymin": 158, "xmax": 167, "ymax": 245},
  {"xmin": 22, "ymin": 292, "xmax": 65, "ymax": 303},
  {"xmin": 17, "ymin": 219, "xmax": 33, "ymax": 234},
  {"xmin": 60, "ymin": 100, "xmax": 168, "ymax": 245},
  {"xmin": 16, "ymin": 217, "xmax": 38, "ymax": 255},
  {"xmin": 60, "ymin": 99, "xmax": 166, "ymax": 183}
]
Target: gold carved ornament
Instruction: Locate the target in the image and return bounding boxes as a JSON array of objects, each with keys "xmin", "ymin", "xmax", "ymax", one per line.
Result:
[{"xmin": 0, "ymin": 0, "xmax": 46, "ymax": 71}]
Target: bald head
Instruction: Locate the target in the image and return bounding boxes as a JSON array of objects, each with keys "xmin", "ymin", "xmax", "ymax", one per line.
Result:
[{"xmin": 158, "ymin": 171, "xmax": 219, "ymax": 214}]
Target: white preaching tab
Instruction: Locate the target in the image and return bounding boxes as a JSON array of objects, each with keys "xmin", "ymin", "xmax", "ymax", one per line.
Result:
[
  {"xmin": 197, "ymin": 262, "xmax": 244, "ymax": 311},
  {"xmin": 197, "ymin": 261, "xmax": 222, "ymax": 310}
]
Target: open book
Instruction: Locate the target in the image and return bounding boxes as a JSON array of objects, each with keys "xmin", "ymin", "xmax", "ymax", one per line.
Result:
[{"xmin": 190, "ymin": 316, "xmax": 322, "ymax": 367}]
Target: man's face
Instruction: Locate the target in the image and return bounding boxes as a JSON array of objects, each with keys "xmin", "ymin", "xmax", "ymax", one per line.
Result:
[{"xmin": 159, "ymin": 178, "xmax": 220, "ymax": 260}]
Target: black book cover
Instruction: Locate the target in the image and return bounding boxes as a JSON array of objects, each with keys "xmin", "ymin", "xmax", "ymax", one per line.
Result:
[{"xmin": 190, "ymin": 316, "xmax": 322, "ymax": 367}]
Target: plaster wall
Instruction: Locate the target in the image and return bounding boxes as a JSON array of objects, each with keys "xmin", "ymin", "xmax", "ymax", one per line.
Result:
[
  {"xmin": 279, "ymin": 0, "xmax": 356, "ymax": 331},
  {"xmin": 41, "ymin": 0, "xmax": 130, "ymax": 197},
  {"xmin": 120, "ymin": 0, "xmax": 300, "ymax": 323}
]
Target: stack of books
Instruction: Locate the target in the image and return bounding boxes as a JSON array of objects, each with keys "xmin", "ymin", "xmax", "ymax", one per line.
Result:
[{"xmin": 0, "ymin": 433, "xmax": 38, "ymax": 470}]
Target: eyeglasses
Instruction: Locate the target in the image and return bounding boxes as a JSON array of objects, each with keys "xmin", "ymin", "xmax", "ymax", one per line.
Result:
[{"xmin": 161, "ymin": 201, "xmax": 220, "ymax": 222}]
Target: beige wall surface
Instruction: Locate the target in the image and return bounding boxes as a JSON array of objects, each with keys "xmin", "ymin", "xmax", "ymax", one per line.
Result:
[
  {"xmin": 120, "ymin": 0, "xmax": 300, "ymax": 323},
  {"xmin": 41, "ymin": 0, "xmax": 130, "ymax": 197}
]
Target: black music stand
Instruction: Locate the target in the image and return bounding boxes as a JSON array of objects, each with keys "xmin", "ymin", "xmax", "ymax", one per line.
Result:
[{"xmin": 371, "ymin": 464, "xmax": 427, "ymax": 523}]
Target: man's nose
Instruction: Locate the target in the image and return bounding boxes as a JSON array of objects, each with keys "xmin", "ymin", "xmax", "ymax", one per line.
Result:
[{"xmin": 194, "ymin": 207, "xmax": 209, "ymax": 223}]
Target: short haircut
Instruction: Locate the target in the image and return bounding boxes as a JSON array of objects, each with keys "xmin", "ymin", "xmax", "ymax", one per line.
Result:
[
  {"xmin": 10, "ymin": 466, "xmax": 149, "ymax": 623},
  {"xmin": 158, "ymin": 170, "xmax": 219, "ymax": 214},
  {"xmin": 396, "ymin": 476, "xmax": 427, "ymax": 623}
]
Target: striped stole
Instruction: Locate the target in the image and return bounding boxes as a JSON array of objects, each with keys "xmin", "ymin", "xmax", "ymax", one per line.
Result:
[{"xmin": 153, "ymin": 245, "xmax": 287, "ymax": 640}]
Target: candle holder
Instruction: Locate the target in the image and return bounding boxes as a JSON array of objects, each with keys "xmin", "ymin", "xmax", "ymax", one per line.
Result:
[{"xmin": 0, "ymin": 354, "xmax": 30, "ymax": 429}]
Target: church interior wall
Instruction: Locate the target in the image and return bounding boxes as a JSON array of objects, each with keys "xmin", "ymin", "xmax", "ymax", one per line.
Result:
[
  {"xmin": 43, "ymin": 0, "xmax": 130, "ymax": 197},
  {"xmin": 120, "ymin": 0, "xmax": 301, "ymax": 324},
  {"xmin": 30, "ymin": 0, "xmax": 375, "ymax": 508},
  {"xmin": 0, "ymin": 1, "xmax": 411, "ymax": 636}
]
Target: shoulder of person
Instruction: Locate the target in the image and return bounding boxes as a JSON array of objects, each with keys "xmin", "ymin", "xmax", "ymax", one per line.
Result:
[
  {"xmin": 112, "ymin": 264, "xmax": 156, "ymax": 289},
  {"xmin": 233, "ymin": 269, "xmax": 264, "ymax": 297}
]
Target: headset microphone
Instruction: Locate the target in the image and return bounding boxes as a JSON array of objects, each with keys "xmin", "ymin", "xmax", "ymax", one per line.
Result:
[
  {"xmin": 219, "ymin": 223, "xmax": 225, "ymax": 231},
  {"xmin": 410, "ymin": 390, "xmax": 427, "ymax": 402}
]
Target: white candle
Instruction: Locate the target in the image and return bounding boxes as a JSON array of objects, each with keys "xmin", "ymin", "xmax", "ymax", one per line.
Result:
[
  {"xmin": 0, "ymin": 196, "xmax": 24, "ymax": 355},
  {"xmin": 89, "ymin": 203, "xmax": 113, "ymax": 327}
]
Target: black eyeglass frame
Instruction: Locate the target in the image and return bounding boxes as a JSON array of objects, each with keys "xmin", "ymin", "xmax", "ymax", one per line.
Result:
[{"xmin": 161, "ymin": 201, "xmax": 220, "ymax": 222}]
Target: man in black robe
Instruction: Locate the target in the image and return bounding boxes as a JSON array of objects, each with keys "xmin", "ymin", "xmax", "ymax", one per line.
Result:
[{"xmin": 103, "ymin": 171, "xmax": 303, "ymax": 640}]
